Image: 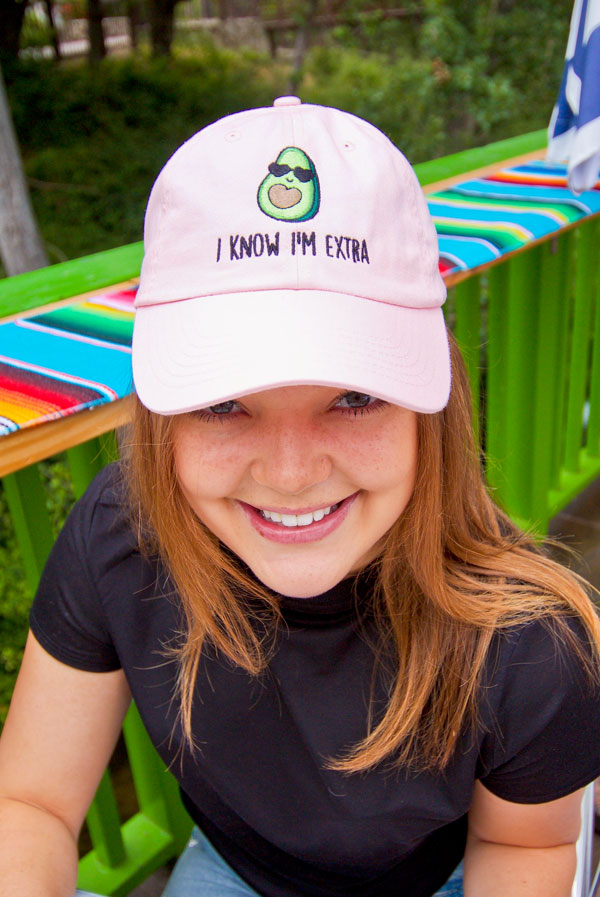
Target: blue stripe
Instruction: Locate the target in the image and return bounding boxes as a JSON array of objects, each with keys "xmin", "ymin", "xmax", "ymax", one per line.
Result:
[{"xmin": 0, "ymin": 323, "xmax": 133, "ymax": 398}]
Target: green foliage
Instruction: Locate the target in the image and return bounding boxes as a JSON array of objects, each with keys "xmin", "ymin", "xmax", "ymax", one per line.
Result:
[
  {"xmin": 296, "ymin": 0, "xmax": 572, "ymax": 160},
  {"xmin": 301, "ymin": 47, "xmax": 446, "ymax": 162},
  {"xmin": 5, "ymin": 49, "xmax": 287, "ymax": 260},
  {"xmin": 20, "ymin": 5, "xmax": 53, "ymax": 50},
  {"xmin": 416, "ymin": 0, "xmax": 572, "ymax": 144}
]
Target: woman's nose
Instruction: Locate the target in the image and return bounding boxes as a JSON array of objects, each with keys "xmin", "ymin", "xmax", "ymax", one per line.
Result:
[{"xmin": 250, "ymin": 427, "xmax": 332, "ymax": 496}]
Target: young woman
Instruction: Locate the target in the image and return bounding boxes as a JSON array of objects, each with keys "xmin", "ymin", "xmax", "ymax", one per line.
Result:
[{"xmin": 1, "ymin": 98, "xmax": 599, "ymax": 897}]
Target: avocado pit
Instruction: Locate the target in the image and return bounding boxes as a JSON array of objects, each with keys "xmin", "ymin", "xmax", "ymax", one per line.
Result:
[{"xmin": 269, "ymin": 184, "xmax": 302, "ymax": 209}]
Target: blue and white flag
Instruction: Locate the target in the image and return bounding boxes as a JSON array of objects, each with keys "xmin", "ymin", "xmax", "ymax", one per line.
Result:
[{"xmin": 548, "ymin": 0, "xmax": 600, "ymax": 192}]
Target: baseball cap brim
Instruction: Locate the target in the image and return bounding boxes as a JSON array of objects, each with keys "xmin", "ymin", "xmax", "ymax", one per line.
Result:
[{"xmin": 132, "ymin": 289, "xmax": 451, "ymax": 415}]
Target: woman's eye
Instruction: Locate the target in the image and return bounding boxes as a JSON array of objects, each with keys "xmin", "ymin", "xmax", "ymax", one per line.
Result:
[
  {"xmin": 336, "ymin": 392, "xmax": 375, "ymax": 409},
  {"xmin": 192, "ymin": 400, "xmax": 242, "ymax": 422},
  {"xmin": 209, "ymin": 401, "xmax": 238, "ymax": 414}
]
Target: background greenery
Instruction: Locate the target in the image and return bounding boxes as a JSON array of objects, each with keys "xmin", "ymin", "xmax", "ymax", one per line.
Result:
[{"xmin": 0, "ymin": 0, "xmax": 574, "ymax": 723}]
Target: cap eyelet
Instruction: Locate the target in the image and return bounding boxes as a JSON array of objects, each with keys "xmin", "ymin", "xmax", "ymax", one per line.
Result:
[
  {"xmin": 225, "ymin": 130, "xmax": 241, "ymax": 142},
  {"xmin": 343, "ymin": 140, "xmax": 356, "ymax": 151}
]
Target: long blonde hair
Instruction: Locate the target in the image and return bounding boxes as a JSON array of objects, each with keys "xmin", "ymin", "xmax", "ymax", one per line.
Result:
[{"xmin": 124, "ymin": 334, "xmax": 600, "ymax": 772}]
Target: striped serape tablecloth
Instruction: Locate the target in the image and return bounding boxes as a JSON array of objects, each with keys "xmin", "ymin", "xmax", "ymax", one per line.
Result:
[
  {"xmin": 432, "ymin": 159, "xmax": 600, "ymax": 276},
  {"xmin": 1, "ymin": 160, "xmax": 600, "ymax": 437}
]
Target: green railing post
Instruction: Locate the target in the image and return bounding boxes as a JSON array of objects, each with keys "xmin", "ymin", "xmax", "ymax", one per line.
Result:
[
  {"xmin": 503, "ymin": 249, "xmax": 541, "ymax": 524},
  {"xmin": 529, "ymin": 238, "xmax": 566, "ymax": 532},
  {"xmin": 123, "ymin": 705, "xmax": 192, "ymax": 853},
  {"xmin": 85, "ymin": 771, "xmax": 127, "ymax": 868},
  {"xmin": 564, "ymin": 219, "xmax": 599, "ymax": 473},
  {"xmin": 549, "ymin": 231, "xmax": 575, "ymax": 491},
  {"xmin": 485, "ymin": 261, "xmax": 510, "ymax": 507},
  {"xmin": 454, "ymin": 275, "xmax": 482, "ymax": 440},
  {"xmin": 67, "ymin": 439, "xmax": 106, "ymax": 500},
  {"xmin": 586, "ymin": 257, "xmax": 600, "ymax": 458},
  {"xmin": 486, "ymin": 251, "xmax": 543, "ymax": 526},
  {"xmin": 2, "ymin": 466, "xmax": 55, "ymax": 593}
]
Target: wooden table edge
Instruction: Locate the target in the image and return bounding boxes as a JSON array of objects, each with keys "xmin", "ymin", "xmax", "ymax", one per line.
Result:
[
  {"xmin": 422, "ymin": 149, "xmax": 547, "ymax": 195},
  {"xmin": 0, "ymin": 397, "xmax": 133, "ymax": 477}
]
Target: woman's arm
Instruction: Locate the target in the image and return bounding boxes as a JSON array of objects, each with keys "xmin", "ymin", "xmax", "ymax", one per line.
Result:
[
  {"xmin": 464, "ymin": 780, "xmax": 584, "ymax": 897},
  {"xmin": 0, "ymin": 631, "xmax": 131, "ymax": 897}
]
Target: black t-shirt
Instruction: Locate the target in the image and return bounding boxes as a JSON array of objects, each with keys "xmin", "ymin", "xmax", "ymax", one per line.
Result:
[{"xmin": 30, "ymin": 465, "xmax": 600, "ymax": 897}]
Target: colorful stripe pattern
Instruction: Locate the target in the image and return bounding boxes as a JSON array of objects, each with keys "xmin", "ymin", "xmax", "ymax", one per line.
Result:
[
  {"xmin": 0, "ymin": 288, "xmax": 135, "ymax": 436},
  {"xmin": 1, "ymin": 161, "xmax": 599, "ymax": 437},
  {"xmin": 431, "ymin": 160, "xmax": 600, "ymax": 277}
]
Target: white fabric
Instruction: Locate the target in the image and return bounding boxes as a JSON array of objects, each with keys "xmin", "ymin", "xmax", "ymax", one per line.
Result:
[{"xmin": 548, "ymin": 0, "xmax": 600, "ymax": 192}]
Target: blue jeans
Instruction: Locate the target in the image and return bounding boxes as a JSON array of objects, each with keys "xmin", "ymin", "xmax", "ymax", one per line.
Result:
[{"xmin": 160, "ymin": 826, "xmax": 464, "ymax": 897}]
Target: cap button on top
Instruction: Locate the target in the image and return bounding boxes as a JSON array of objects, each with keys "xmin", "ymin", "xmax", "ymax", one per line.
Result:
[{"xmin": 273, "ymin": 96, "xmax": 302, "ymax": 107}]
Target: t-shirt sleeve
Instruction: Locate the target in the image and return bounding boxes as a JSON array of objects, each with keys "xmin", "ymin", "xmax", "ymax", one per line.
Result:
[
  {"xmin": 479, "ymin": 618, "xmax": 600, "ymax": 803},
  {"xmin": 29, "ymin": 468, "xmax": 122, "ymax": 672}
]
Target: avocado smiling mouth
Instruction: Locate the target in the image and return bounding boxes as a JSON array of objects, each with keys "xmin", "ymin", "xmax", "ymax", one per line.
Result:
[{"xmin": 268, "ymin": 184, "xmax": 302, "ymax": 209}]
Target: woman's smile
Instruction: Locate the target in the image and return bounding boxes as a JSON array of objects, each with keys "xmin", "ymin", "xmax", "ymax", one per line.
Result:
[
  {"xmin": 174, "ymin": 385, "xmax": 418, "ymax": 597},
  {"xmin": 237, "ymin": 492, "xmax": 359, "ymax": 544}
]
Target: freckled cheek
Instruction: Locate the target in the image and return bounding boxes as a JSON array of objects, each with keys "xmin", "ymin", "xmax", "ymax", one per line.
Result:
[
  {"xmin": 336, "ymin": 426, "xmax": 417, "ymax": 494},
  {"xmin": 173, "ymin": 432, "xmax": 252, "ymax": 501}
]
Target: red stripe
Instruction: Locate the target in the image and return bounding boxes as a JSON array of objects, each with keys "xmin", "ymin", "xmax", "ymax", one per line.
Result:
[
  {"xmin": 486, "ymin": 174, "xmax": 567, "ymax": 188},
  {"xmin": 438, "ymin": 258, "xmax": 455, "ymax": 274},
  {"xmin": 0, "ymin": 372, "xmax": 84, "ymax": 410}
]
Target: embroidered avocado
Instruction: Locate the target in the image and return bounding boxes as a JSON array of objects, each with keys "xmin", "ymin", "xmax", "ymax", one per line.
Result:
[{"xmin": 257, "ymin": 147, "xmax": 320, "ymax": 222}]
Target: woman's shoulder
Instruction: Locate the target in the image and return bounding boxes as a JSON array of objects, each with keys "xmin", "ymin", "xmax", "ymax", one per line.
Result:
[
  {"xmin": 478, "ymin": 613, "xmax": 600, "ymax": 801},
  {"xmin": 485, "ymin": 612, "xmax": 598, "ymax": 700},
  {"xmin": 57, "ymin": 461, "xmax": 141, "ymax": 573},
  {"xmin": 77, "ymin": 461, "xmax": 127, "ymax": 513}
]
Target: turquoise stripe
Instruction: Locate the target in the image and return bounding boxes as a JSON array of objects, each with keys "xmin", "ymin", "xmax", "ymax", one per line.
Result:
[
  {"xmin": 0, "ymin": 323, "xmax": 133, "ymax": 398},
  {"xmin": 428, "ymin": 202, "xmax": 559, "ymax": 239},
  {"xmin": 453, "ymin": 181, "xmax": 600, "ymax": 213}
]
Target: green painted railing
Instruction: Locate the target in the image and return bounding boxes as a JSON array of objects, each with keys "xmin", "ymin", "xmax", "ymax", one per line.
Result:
[
  {"xmin": 450, "ymin": 218, "xmax": 600, "ymax": 532},
  {"xmin": 1, "ymin": 128, "xmax": 599, "ymax": 895}
]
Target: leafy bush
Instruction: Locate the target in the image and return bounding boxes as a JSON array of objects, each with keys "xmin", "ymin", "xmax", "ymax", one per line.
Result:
[
  {"xmin": 6, "ymin": 49, "xmax": 287, "ymax": 260},
  {"xmin": 20, "ymin": 6, "xmax": 53, "ymax": 51},
  {"xmin": 300, "ymin": 47, "xmax": 446, "ymax": 162}
]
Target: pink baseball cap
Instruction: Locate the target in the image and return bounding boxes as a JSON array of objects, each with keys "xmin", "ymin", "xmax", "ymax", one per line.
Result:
[{"xmin": 133, "ymin": 97, "xmax": 450, "ymax": 414}]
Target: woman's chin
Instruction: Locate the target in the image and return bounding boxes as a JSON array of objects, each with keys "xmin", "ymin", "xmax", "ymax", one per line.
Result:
[{"xmin": 250, "ymin": 561, "xmax": 350, "ymax": 599}]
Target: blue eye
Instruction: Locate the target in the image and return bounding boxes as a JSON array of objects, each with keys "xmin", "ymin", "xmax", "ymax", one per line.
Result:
[
  {"xmin": 209, "ymin": 401, "xmax": 238, "ymax": 414},
  {"xmin": 336, "ymin": 392, "xmax": 374, "ymax": 409},
  {"xmin": 333, "ymin": 392, "xmax": 386, "ymax": 417},
  {"xmin": 192, "ymin": 400, "xmax": 242, "ymax": 422}
]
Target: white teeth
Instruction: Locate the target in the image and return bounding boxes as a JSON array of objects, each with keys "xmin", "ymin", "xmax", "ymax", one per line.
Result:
[{"xmin": 259, "ymin": 503, "xmax": 338, "ymax": 527}]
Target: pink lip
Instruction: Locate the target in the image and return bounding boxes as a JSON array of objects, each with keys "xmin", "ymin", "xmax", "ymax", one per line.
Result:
[{"xmin": 238, "ymin": 493, "xmax": 359, "ymax": 544}]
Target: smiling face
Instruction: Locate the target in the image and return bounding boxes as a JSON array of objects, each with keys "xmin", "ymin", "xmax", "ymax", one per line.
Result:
[
  {"xmin": 257, "ymin": 147, "xmax": 320, "ymax": 222},
  {"xmin": 173, "ymin": 385, "xmax": 418, "ymax": 597}
]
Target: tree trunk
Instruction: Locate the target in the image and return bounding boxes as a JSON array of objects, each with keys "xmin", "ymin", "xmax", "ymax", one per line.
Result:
[
  {"xmin": 126, "ymin": 0, "xmax": 140, "ymax": 49},
  {"xmin": 0, "ymin": 0, "xmax": 29, "ymax": 65},
  {"xmin": 149, "ymin": 0, "xmax": 177, "ymax": 56},
  {"xmin": 291, "ymin": 0, "xmax": 320, "ymax": 90},
  {"xmin": 43, "ymin": 0, "xmax": 62, "ymax": 60},
  {"xmin": 88, "ymin": 0, "xmax": 106, "ymax": 64},
  {"xmin": 0, "ymin": 66, "xmax": 49, "ymax": 276}
]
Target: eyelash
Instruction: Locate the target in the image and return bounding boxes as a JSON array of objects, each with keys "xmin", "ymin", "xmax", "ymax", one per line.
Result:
[
  {"xmin": 190, "ymin": 393, "xmax": 387, "ymax": 423},
  {"xmin": 334, "ymin": 395, "xmax": 387, "ymax": 417}
]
